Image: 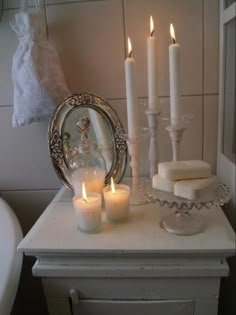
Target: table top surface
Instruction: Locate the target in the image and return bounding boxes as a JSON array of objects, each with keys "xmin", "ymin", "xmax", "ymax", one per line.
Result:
[{"xmin": 18, "ymin": 187, "xmax": 235, "ymax": 256}]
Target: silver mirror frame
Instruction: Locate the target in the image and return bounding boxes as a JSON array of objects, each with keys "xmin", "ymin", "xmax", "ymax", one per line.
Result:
[{"xmin": 48, "ymin": 93, "xmax": 128, "ymax": 189}]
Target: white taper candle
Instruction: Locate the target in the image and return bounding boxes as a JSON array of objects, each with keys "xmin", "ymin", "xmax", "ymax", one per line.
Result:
[
  {"xmin": 147, "ymin": 16, "xmax": 159, "ymax": 112},
  {"xmin": 169, "ymin": 23, "xmax": 182, "ymax": 126},
  {"xmin": 125, "ymin": 37, "xmax": 139, "ymax": 140}
]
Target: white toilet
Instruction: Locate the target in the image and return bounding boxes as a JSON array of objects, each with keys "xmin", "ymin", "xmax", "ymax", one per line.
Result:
[{"xmin": 0, "ymin": 197, "xmax": 23, "ymax": 315}]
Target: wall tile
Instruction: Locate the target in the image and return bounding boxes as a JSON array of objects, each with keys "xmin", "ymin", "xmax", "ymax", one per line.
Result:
[
  {"xmin": 1, "ymin": 189, "xmax": 57, "ymax": 233},
  {"xmin": 46, "ymin": 0, "xmax": 125, "ymax": 99},
  {"xmin": 0, "ymin": 9, "xmax": 18, "ymax": 105},
  {"xmin": 124, "ymin": 0, "xmax": 203, "ymax": 98},
  {"xmin": 203, "ymin": 95, "xmax": 218, "ymax": 173},
  {"xmin": 109, "ymin": 99, "xmax": 128, "ymax": 133},
  {"xmin": 204, "ymin": 0, "xmax": 219, "ymax": 94},
  {"xmin": 0, "ymin": 107, "xmax": 61, "ymax": 190}
]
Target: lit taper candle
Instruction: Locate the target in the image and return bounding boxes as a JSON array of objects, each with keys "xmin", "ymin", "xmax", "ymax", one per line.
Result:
[
  {"xmin": 169, "ymin": 23, "xmax": 182, "ymax": 126},
  {"xmin": 147, "ymin": 16, "xmax": 159, "ymax": 112},
  {"xmin": 125, "ymin": 37, "xmax": 139, "ymax": 140}
]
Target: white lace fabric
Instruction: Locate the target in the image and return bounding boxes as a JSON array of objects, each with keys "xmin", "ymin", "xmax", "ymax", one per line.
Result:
[{"xmin": 11, "ymin": 7, "xmax": 70, "ymax": 127}]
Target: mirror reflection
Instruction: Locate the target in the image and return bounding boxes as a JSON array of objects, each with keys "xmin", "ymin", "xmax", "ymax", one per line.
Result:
[{"xmin": 62, "ymin": 108, "xmax": 114, "ymax": 173}]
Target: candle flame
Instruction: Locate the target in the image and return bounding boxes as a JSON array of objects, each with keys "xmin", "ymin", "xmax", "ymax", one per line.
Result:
[
  {"xmin": 150, "ymin": 16, "xmax": 154, "ymax": 36},
  {"xmin": 111, "ymin": 177, "xmax": 116, "ymax": 194},
  {"xmin": 127, "ymin": 37, "xmax": 132, "ymax": 57},
  {"xmin": 170, "ymin": 23, "xmax": 176, "ymax": 43},
  {"xmin": 82, "ymin": 182, "xmax": 88, "ymax": 203}
]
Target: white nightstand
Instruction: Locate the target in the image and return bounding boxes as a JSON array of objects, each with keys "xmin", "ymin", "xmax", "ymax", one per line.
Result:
[{"xmin": 18, "ymin": 187, "xmax": 235, "ymax": 315}]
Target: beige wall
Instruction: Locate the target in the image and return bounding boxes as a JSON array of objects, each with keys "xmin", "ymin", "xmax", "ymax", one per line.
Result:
[{"xmin": 0, "ymin": 0, "xmax": 219, "ymax": 314}]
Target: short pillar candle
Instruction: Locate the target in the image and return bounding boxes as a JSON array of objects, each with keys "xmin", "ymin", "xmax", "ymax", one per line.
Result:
[
  {"xmin": 73, "ymin": 183, "xmax": 102, "ymax": 233},
  {"xmin": 103, "ymin": 179, "xmax": 130, "ymax": 222}
]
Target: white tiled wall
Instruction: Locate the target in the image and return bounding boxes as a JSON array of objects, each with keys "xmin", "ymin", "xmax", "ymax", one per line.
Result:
[{"xmin": 0, "ymin": 1, "xmax": 219, "ymax": 313}]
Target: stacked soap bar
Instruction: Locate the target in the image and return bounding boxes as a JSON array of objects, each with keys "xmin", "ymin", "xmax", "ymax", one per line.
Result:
[{"xmin": 152, "ymin": 160, "xmax": 218, "ymax": 200}]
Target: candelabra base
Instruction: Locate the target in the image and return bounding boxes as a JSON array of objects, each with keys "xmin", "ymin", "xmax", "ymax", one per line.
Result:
[
  {"xmin": 129, "ymin": 180, "xmax": 150, "ymax": 206},
  {"xmin": 123, "ymin": 177, "xmax": 150, "ymax": 206},
  {"xmin": 160, "ymin": 211, "xmax": 205, "ymax": 236}
]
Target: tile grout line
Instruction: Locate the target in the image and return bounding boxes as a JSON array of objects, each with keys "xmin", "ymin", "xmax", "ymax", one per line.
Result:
[
  {"xmin": 0, "ymin": 93, "xmax": 220, "ymax": 108},
  {"xmin": 107, "ymin": 93, "xmax": 220, "ymax": 100}
]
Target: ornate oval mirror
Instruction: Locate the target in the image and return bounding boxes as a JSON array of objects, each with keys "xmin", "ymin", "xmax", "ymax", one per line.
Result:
[{"xmin": 48, "ymin": 93, "xmax": 127, "ymax": 189}]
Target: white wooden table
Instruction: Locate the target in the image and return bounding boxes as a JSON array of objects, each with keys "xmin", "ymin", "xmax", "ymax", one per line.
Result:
[{"xmin": 18, "ymin": 187, "xmax": 235, "ymax": 315}]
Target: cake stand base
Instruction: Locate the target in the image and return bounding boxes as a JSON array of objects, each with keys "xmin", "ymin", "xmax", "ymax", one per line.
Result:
[{"xmin": 160, "ymin": 211, "xmax": 205, "ymax": 236}]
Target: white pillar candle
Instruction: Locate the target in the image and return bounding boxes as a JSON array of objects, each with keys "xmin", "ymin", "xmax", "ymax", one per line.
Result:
[
  {"xmin": 71, "ymin": 167, "xmax": 105, "ymax": 196},
  {"xmin": 147, "ymin": 16, "xmax": 159, "ymax": 112},
  {"xmin": 73, "ymin": 183, "xmax": 102, "ymax": 233},
  {"xmin": 103, "ymin": 178, "xmax": 130, "ymax": 222},
  {"xmin": 169, "ymin": 23, "xmax": 182, "ymax": 127},
  {"xmin": 125, "ymin": 37, "xmax": 139, "ymax": 140}
]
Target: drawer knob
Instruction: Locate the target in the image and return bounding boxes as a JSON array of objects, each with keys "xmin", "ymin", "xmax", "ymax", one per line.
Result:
[{"xmin": 70, "ymin": 288, "xmax": 80, "ymax": 305}]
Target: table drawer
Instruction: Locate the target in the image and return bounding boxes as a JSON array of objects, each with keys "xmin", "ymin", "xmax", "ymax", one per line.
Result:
[
  {"xmin": 43, "ymin": 277, "xmax": 220, "ymax": 300},
  {"xmin": 70, "ymin": 299, "xmax": 194, "ymax": 315}
]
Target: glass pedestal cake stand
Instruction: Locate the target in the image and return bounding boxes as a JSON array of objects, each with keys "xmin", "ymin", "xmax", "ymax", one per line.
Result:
[{"xmin": 144, "ymin": 179, "xmax": 231, "ymax": 236}]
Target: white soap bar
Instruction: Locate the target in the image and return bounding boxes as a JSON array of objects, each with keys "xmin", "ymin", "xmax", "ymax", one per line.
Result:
[
  {"xmin": 174, "ymin": 176, "xmax": 218, "ymax": 200},
  {"xmin": 152, "ymin": 174, "xmax": 175, "ymax": 193},
  {"xmin": 158, "ymin": 160, "xmax": 211, "ymax": 181}
]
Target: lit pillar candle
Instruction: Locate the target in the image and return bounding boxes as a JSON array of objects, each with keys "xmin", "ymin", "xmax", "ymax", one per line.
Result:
[
  {"xmin": 103, "ymin": 177, "xmax": 130, "ymax": 222},
  {"xmin": 147, "ymin": 16, "xmax": 159, "ymax": 112},
  {"xmin": 169, "ymin": 23, "xmax": 182, "ymax": 126},
  {"xmin": 125, "ymin": 37, "xmax": 139, "ymax": 140},
  {"xmin": 73, "ymin": 182, "xmax": 102, "ymax": 233}
]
